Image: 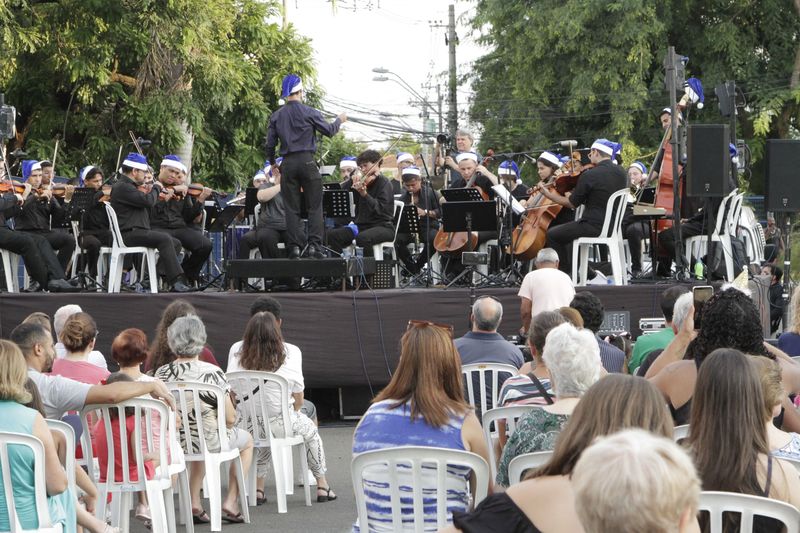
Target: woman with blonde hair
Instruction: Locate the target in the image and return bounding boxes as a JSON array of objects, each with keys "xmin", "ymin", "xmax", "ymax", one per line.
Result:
[
  {"xmin": 443, "ymin": 375, "xmax": 675, "ymax": 533},
  {"xmin": 352, "ymin": 320, "xmax": 490, "ymax": 531},
  {"xmin": 752, "ymin": 356, "xmax": 800, "ymax": 460}
]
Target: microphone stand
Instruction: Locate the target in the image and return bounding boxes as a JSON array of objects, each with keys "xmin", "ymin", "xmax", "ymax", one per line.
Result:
[{"xmin": 418, "ymin": 155, "xmax": 436, "ymax": 287}]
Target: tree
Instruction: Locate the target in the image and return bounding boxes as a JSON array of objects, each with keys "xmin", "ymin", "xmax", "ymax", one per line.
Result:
[
  {"xmin": 467, "ymin": 0, "xmax": 800, "ymax": 192},
  {"xmin": 0, "ymin": 0, "xmax": 317, "ymax": 190}
]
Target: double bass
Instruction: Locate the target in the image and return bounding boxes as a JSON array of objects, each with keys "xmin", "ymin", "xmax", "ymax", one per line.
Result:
[
  {"xmin": 433, "ymin": 170, "xmax": 490, "ymax": 256},
  {"xmin": 508, "ymin": 152, "xmax": 592, "ymax": 260}
]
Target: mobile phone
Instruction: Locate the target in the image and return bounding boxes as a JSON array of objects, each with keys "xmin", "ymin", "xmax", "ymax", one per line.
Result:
[{"xmin": 693, "ymin": 286, "xmax": 714, "ymax": 329}]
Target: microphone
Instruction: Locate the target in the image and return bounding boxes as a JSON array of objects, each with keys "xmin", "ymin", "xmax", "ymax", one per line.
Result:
[
  {"xmin": 136, "ymin": 137, "xmax": 152, "ymax": 148},
  {"xmin": 558, "ymin": 140, "xmax": 578, "ymax": 147}
]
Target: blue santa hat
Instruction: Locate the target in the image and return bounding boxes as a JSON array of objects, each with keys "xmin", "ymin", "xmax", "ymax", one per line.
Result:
[
  {"xmin": 396, "ymin": 152, "xmax": 415, "ymax": 165},
  {"xmin": 340, "ymin": 156, "xmax": 357, "ymax": 169},
  {"xmin": 401, "ymin": 166, "xmax": 421, "ymax": 178},
  {"xmin": 628, "ymin": 161, "xmax": 648, "ymax": 175},
  {"xmin": 21, "ymin": 160, "xmax": 41, "ymax": 181},
  {"xmin": 729, "ymin": 143, "xmax": 739, "ymax": 165},
  {"xmin": 161, "ymin": 155, "xmax": 187, "ymax": 173},
  {"xmin": 590, "ymin": 139, "xmax": 617, "ymax": 157},
  {"xmin": 685, "ymin": 77, "xmax": 705, "ymax": 109},
  {"xmin": 79, "ymin": 165, "xmax": 98, "ymax": 186},
  {"xmin": 281, "ymin": 74, "xmax": 303, "ymax": 98},
  {"xmin": 498, "ymin": 160, "xmax": 520, "ymax": 177},
  {"xmin": 559, "ymin": 155, "xmax": 571, "ymax": 165},
  {"xmin": 538, "ymin": 151, "xmax": 561, "ymax": 167},
  {"xmin": 122, "ymin": 153, "xmax": 148, "ymax": 171}
]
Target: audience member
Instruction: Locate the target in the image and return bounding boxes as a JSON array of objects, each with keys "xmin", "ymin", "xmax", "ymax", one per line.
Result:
[
  {"xmin": 227, "ymin": 296, "xmax": 282, "ymax": 373},
  {"xmin": 762, "ymin": 264, "xmax": 784, "ymax": 333},
  {"xmin": 146, "ymin": 299, "xmax": 219, "ymax": 372},
  {"xmin": 646, "ymin": 288, "xmax": 774, "ymax": 425},
  {"xmin": 455, "ymin": 296, "xmax": 523, "ymax": 368},
  {"xmin": 0, "ymin": 340, "xmax": 76, "ymax": 533},
  {"xmin": 10, "ymin": 322, "xmax": 175, "ymax": 420},
  {"xmin": 50, "ymin": 312, "xmax": 110, "ymax": 385},
  {"xmin": 628, "ymin": 286, "xmax": 688, "ymax": 373},
  {"xmin": 113, "ymin": 328, "xmax": 152, "ymax": 383},
  {"xmin": 517, "ymin": 248, "xmax": 575, "ymax": 337},
  {"xmin": 22, "ymin": 311, "xmax": 53, "ymax": 335},
  {"xmin": 688, "ymin": 348, "xmax": 800, "ymax": 530},
  {"xmin": 234, "ymin": 311, "xmax": 335, "ymax": 504},
  {"xmin": 352, "ymin": 320, "xmax": 490, "ymax": 531},
  {"xmin": 154, "ymin": 315, "xmax": 253, "ymax": 524},
  {"xmin": 444, "ymin": 375, "xmax": 673, "ymax": 533},
  {"xmin": 53, "ymin": 304, "xmax": 107, "ymax": 369},
  {"xmin": 635, "ymin": 292, "xmax": 693, "ymax": 377},
  {"xmin": 778, "ymin": 289, "xmax": 800, "ymax": 356},
  {"xmin": 569, "ymin": 292, "xmax": 625, "ymax": 372},
  {"xmin": 753, "ymin": 356, "xmax": 800, "ymax": 460},
  {"xmin": 495, "ymin": 323, "xmax": 602, "ymax": 487},
  {"xmin": 572, "ymin": 429, "xmax": 700, "ymax": 533}
]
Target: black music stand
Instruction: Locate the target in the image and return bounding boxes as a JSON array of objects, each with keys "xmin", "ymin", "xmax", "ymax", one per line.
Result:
[
  {"xmin": 440, "ymin": 188, "xmax": 484, "ymax": 203},
  {"xmin": 322, "ymin": 189, "xmax": 353, "ymax": 219},
  {"xmin": 244, "ymin": 187, "xmax": 258, "ymax": 217},
  {"xmin": 70, "ymin": 188, "xmax": 105, "ymax": 291},
  {"xmin": 441, "ymin": 200, "xmax": 498, "ymax": 288},
  {"xmin": 201, "ymin": 204, "xmax": 243, "ymax": 290}
]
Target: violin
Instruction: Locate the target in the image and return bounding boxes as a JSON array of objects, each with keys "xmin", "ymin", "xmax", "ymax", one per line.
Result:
[
  {"xmin": 0, "ymin": 180, "xmax": 27, "ymax": 195},
  {"xmin": 159, "ymin": 183, "xmax": 222, "ymax": 200},
  {"xmin": 35, "ymin": 183, "xmax": 69, "ymax": 199}
]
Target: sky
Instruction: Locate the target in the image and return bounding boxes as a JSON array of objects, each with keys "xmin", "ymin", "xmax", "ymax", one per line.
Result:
[{"xmin": 284, "ymin": 0, "xmax": 487, "ymax": 147}]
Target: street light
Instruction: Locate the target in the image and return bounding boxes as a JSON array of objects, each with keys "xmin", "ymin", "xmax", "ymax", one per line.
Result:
[{"xmin": 371, "ymin": 67, "xmax": 438, "ymax": 119}]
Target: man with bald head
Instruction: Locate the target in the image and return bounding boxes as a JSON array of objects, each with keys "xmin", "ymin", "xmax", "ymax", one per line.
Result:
[{"xmin": 454, "ymin": 295, "xmax": 524, "ymax": 368}]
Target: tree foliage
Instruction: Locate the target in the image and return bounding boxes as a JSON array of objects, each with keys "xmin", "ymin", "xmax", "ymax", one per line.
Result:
[
  {"xmin": 1, "ymin": 0, "xmax": 317, "ymax": 189},
  {"xmin": 468, "ymin": 0, "xmax": 800, "ymax": 192}
]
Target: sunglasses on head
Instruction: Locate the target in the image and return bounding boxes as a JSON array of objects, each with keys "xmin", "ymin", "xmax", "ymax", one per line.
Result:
[{"xmin": 407, "ymin": 320, "xmax": 454, "ymax": 337}]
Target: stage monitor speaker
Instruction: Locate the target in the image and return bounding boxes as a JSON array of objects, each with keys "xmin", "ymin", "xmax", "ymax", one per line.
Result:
[
  {"xmin": 765, "ymin": 139, "xmax": 800, "ymax": 213},
  {"xmin": 687, "ymin": 124, "xmax": 731, "ymax": 198}
]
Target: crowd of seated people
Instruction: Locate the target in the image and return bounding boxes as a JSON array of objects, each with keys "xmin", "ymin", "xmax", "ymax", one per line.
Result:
[{"xmin": 4, "ymin": 281, "xmax": 800, "ymax": 532}]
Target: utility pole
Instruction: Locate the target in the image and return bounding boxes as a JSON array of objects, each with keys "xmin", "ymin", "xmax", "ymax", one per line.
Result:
[{"xmin": 447, "ymin": 4, "xmax": 458, "ymax": 139}]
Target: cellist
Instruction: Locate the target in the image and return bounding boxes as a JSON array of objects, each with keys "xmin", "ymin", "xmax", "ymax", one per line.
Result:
[{"xmin": 538, "ymin": 139, "xmax": 627, "ymax": 275}]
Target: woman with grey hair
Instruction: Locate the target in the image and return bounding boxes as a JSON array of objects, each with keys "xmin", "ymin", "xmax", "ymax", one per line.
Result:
[
  {"xmin": 154, "ymin": 315, "xmax": 254, "ymax": 524},
  {"xmin": 495, "ymin": 323, "xmax": 602, "ymax": 487}
]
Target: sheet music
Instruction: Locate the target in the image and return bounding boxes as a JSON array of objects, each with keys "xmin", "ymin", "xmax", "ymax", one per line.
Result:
[{"xmin": 492, "ymin": 184, "xmax": 526, "ymax": 215}]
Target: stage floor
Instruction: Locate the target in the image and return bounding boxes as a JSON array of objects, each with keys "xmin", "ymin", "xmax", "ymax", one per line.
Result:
[{"xmin": 0, "ymin": 282, "xmax": 681, "ymax": 388}]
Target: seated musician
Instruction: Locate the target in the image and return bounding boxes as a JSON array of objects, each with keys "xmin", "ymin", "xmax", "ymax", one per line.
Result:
[
  {"xmin": 239, "ymin": 159, "xmax": 299, "ymax": 260},
  {"xmin": 539, "ymin": 139, "xmax": 627, "ymax": 275},
  {"xmin": 624, "ymin": 161, "xmax": 650, "ymax": 277},
  {"xmin": 394, "ymin": 166, "xmax": 440, "ymax": 274},
  {"xmin": 497, "ymin": 160, "xmax": 529, "ymax": 201},
  {"xmin": 149, "ymin": 155, "xmax": 213, "ymax": 284},
  {"xmin": 73, "ymin": 166, "xmax": 112, "ymax": 278},
  {"xmin": 452, "ymin": 151, "xmax": 498, "ymax": 197},
  {"xmin": 523, "ymin": 151, "xmax": 574, "ymax": 229},
  {"xmin": 326, "ymin": 149, "xmax": 395, "ymax": 257},
  {"xmin": 393, "ymin": 152, "xmax": 415, "ymax": 195},
  {"xmin": 14, "ymin": 160, "xmax": 76, "ymax": 271},
  {"xmin": 40, "ymin": 160, "xmax": 71, "ymax": 231},
  {"xmin": 110, "ymin": 153, "xmax": 191, "ymax": 292},
  {"xmin": 338, "ymin": 155, "xmax": 357, "ymax": 188}
]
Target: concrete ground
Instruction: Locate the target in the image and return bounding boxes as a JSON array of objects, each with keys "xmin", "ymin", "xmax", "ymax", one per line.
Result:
[{"xmin": 128, "ymin": 424, "xmax": 358, "ymax": 533}]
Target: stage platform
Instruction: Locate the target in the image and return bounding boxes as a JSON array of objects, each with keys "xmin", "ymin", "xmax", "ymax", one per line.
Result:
[{"xmin": 0, "ymin": 283, "xmax": 684, "ymax": 388}]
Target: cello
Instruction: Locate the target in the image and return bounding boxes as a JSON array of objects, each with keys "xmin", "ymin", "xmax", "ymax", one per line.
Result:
[
  {"xmin": 508, "ymin": 152, "xmax": 591, "ymax": 260},
  {"xmin": 433, "ymin": 168, "xmax": 491, "ymax": 256}
]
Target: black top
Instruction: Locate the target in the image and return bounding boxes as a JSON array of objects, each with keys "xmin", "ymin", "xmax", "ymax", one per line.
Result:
[
  {"xmin": 77, "ymin": 191, "xmax": 110, "ymax": 231},
  {"xmin": 110, "ymin": 175, "xmax": 160, "ymax": 232},
  {"xmin": 450, "ymin": 173, "xmax": 495, "ymax": 199},
  {"xmin": 256, "ymin": 183, "xmax": 289, "ymax": 231},
  {"xmin": 150, "ymin": 195, "xmax": 203, "ymax": 230},
  {"xmin": 14, "ymin": 194, "xmax": 65, "ymax": 231},
  {"xmin": 264, "ymin": 100, "xmax": 341, "ymax": 163},
  {"xmin": 0, "ymin": 193, "xmax": 21, "ymax": 226},
  {"xmin": 452, "ymin": 492, "xmax": 539, "ymax": 533},
  {"xmin": 399, "ymin": 184, "xmax": 440, "ymax": 230},
  {"xmin": 570, "ymin": 159, "xmax": 627, "ymax": 226},
  {"xmin": 354, "ymin": 174, "xmax": 395, "ymax": 228}
]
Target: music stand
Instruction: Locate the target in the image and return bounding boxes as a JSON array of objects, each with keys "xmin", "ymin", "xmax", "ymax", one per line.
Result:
[
  {"xmin": 201, "ymin": 204, "xmax": 243, "ymax": 290},
  {"xmin": 244, "ymin": 187, "xmax": 258, "ymax": 217},
  {"xmin": 322, "ymin": 189, "xmax": 353, "ymax": 219},
  {"xmin": 441, "ymin": 201, "xmax": 497, "ymax": 288},
  {"xmin": 440, "ymin": 188, "xmax": 484, "ymax": 203},
  {"xmin": 69, "ymin": 188, "xmax": 105, "ymax": 291}
]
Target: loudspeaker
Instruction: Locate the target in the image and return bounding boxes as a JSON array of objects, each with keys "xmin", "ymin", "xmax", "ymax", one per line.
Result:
[
  {"xmin": 766, "ymin": 139, "xmax": 800, "ymax": 212},
  {"xmin": 687, "ymin": 124, "xmax": 731, "ymax": 198}
]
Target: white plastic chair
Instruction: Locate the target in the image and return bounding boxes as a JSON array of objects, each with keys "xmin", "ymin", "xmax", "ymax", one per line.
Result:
[
  {"xmin": 0, "ymin": 248, "xmax": 20, "ymax": 292},
  {"xmin": 80, "ymin": 398, "xmax": 174, "ymax": 533},
  {"xmin": 572, "ymin": 189, "xmax": 630, "ymax": 286},
  {"xmin": 167, "ymin": 381, "xmax": 250, "ymax": 532},
  {"xmin": 673, "ymin": 424, "xmax": 690, "ymax": 442},
  {"xmin": 0, "ymin": 431, "xmax": 63, "ymax": 533},
  {"xmin": 508, "ymin": 450, "xmax": 553, "ymax": 485},
  {"xmin": 66, "ymin": 220, "xmax": 82, "ymax": 279},
  {"xmin": 461, "ymin": 363, "xmax": 519, "ymax": 420},
  {"xmin": 227, "ymin": 371, "xmax": 312, "ymax": 513},
  {"xmin": 351, "ymin": 446, "xmax": 490, "ymax": 532},
  {"xmin": 698, "ymin": 491, "xmax": 800, "ymax": 532},
  {"xmin": 738, "ymin": 205, "xmax": 765, "ymax": 266},
  {"xmin": 480, "ymin": 405, "xmax": 540, "ymax": 481},
  {"xmin": 103, "ymin": 203, "xmax": 159, "ymax": 293},
  {"xmin": 347, "ymin": 200, "xmax": 404, "ymax": 285},
  {"xmin": 45, "ymin": 419, "xmax": 76, "ymax": 490},
  {"xmin": 684, "ymin": 189, "xmax": 741, "ymax": 282}
]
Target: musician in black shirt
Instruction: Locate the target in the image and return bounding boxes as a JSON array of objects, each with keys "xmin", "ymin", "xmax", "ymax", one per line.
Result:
[
  {"xmin": 14, "ymin": 161, "xmax": 75, "ymax": 270},
  {"xmin": 110, "ymin": 153, "xmax": 191, "ymax": 292},
  {"xmin": 73, "ymin": 166, "xmax": 112, "ymax": 278},
  {"xmin": 541, "ymin": 139, "xmax": 628, "ymax": 275},
  {"xmin": 394, "ymin": 167, "xmax": 440, "ymax": 274},
  {"xmin": 149, "ymin": 155, "xmax": 212, "ymax": 283},
  {"xmin": 326, "ymin": 150, "xmax": 395, "ymax": 256}
]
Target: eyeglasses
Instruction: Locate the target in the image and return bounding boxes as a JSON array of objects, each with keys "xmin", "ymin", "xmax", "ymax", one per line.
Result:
[{"xmin": 407, "ymin": 320, "xmax": 454, "ymax": 337}]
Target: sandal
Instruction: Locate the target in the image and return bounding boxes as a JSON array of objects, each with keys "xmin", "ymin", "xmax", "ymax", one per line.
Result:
[
  {"xmin": 221, "ymin": 510, "xmax": 245, "ymax": 523},
  {"xmin": 317, "ymin": 486, "xmax": 337, "ymax": 503},
  {"xmin": 192, "ymin": 508, "xmax": 210, "ymax": 524},
  {"xmin": 256, "ymin": 489, "xmax": 267, "ymax": 506}
]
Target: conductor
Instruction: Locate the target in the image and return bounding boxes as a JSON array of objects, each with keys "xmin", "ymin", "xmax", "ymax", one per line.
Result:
[{"xmin": 265, "ymin": 74, "xmax": 347, "ymax": 259}]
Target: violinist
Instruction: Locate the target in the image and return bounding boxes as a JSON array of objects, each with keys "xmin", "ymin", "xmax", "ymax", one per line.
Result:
[
  {"xmin": 14, "ymin": 160, "xmax": 76, "ymax": 271},
  {"xmin": 326, "ymin": 149, "xmax": 395, "ymax": 256},
  {"xmin": 149, "ymin": 155, "xmax": 212, "ymax": 284},
  {"xmin": 40, "ymin": 160, "xmax": 70, "ymax": 231},
  {"xmin": 110, "ymin": 153, "xmax": 191, "ymax": 292},
  {"xmin": 338, "ymin": 155, "xmax": 358, "ymax": 189},
  {"xmin": 73, "ymin": 166, "xmax": 112, "ymax": 278},
  {"xmin": 394, "ymin": 166, "xmax": 440, "ymax": 275},
  {"xmin": 624, "ymin": 161, "xmax": 650, "ymax": 277},
  {"xmin": 0, "ymin": 175, "xmax": 76, "ymax": 292},
  {"xmin": 541, "ymin": 139, "xmax": 627, "ymax": 275}
]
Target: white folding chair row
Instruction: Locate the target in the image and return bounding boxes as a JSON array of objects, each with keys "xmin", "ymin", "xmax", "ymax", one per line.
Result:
[
  {"xmin": 167, "ymin": 381, "xmax": 250, "ymax": 532},
  {"xmin": 572, "ymin": 189, "xmax": 630, "ymax": 286},
  {"xmin": 351, "ymin": 445, "xmax": 489, "ymax": 532},
  {"xmin": 684, "ymin": 189, "xmax": 742, "ymax": 282},
  {"xmin": 480, "ymin": 405, "xmax": 540, "ymax": 481},
  {"xmin": 507, "ymin": 450, "xmax": 553, "ymax": 485},
  {"xmin": 698, "ymin": 490, "xmax": 800, "ymax": 533},
  {"xmin": 461, "ymin": 363, "xmax": 519, "ymax": 420},
  {"xmin": 227, "ymin": 370, "xmax": 312, "ymax": 513},
  {"xmin": 101, "ymin": 204, "xmax": 159, "ymax": 293},
  {"xmin": 0, "ymin": 248, "xmax": 21, "ymax": 292}
]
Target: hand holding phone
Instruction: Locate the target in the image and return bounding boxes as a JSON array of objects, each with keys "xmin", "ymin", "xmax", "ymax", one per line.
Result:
[{"xmin": 693, "ymin": 286, "xmax": 714, "ymax": 330}]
